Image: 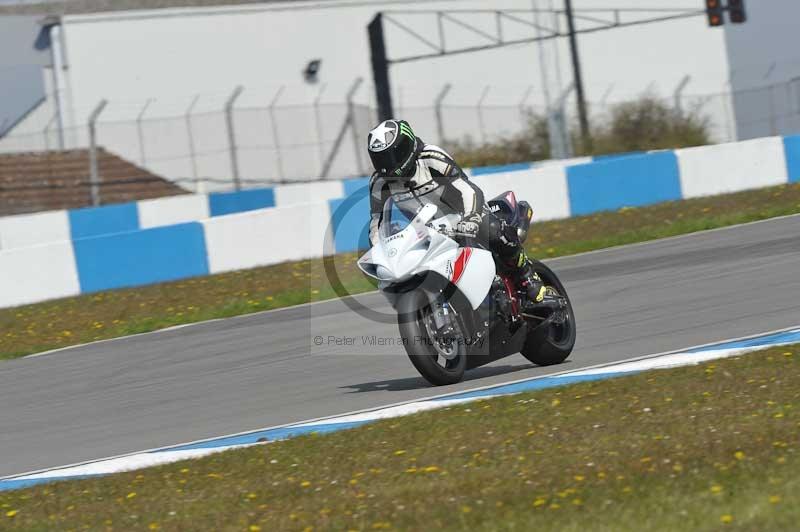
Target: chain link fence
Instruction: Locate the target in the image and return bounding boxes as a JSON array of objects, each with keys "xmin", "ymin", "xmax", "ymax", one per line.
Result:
[{"xmin": 3, "ymin": 78, "xmax": 800, "ymax": 203}]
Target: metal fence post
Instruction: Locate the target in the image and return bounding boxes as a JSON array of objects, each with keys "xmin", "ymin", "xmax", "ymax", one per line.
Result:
[
  {"xmin": 225, "ymin": 86, "xmax": 244, "ymax": 190},
  {"xmin": 269, "ymin": 86, "xmax": 286, "ymax": 181},
  {"xmin": 320, "ymin": 77, "xmax": 363, "ymax": 179},
  {"xmin": 549, "ymin": 83, "xmax": 575, "ymax": 160},
  {"xmin": 673, "ymin": 75, "xmax": 691, "ymax": 115},
  {"xmin": 88, "ymin": 99, "xmax": 108, "ymax": 206},
  {"xmin": 477, "ymin": 86, "xmax": 490, "ymax": 145},
  {"xmin": 185, "ymin": 94, "xmax": 200, "ymax": 191},
  {"xmin": 517, "ymin": 85, "xmax": 533, "ymax": 132},
  {"xmin": 768, "ymin": 83, "xmax": 777, "ymax": 136},
  {"xmin": 313, "ymin": 83, "xmax": 327, "ymax": 174},
  {"xmin": 434, "ymin": 83, "xmax": 452, "ymax": 147},
  {"xmin": 348, "ymin": 78, "xmax": 365, "ymax": 176},
  {"xmin": 43, "ymin": 113, "xmax": 57, "ymax": 152},
  {"xmin": 136, "ymin": 98, "xmax": 153, "ymax": 167}
]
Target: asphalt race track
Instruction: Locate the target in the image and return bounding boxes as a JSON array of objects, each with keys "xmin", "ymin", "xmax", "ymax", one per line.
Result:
[{"xmin": 1, "ymin": 215, "xmax": 799, "ymax": 478}]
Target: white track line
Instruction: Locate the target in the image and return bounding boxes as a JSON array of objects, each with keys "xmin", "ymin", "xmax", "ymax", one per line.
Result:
[{"xmin": 3, "ymin": 324, "xmax": 797, "ymax": 486}]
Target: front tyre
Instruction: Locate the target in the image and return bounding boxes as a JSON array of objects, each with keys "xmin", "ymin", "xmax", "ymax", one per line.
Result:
[
  {"xmin": 520, "ymin": 259, "xmax": 576, "ymax": 366},
  {"xmin": 397, "ymin": 291, "xmax": 467, "ymax": 386}
]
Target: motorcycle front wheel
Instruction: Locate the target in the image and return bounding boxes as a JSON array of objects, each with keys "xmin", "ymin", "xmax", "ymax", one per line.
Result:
[{"xmin": 397, "ymin": 291, "xmax": 467, "ymax": 386}]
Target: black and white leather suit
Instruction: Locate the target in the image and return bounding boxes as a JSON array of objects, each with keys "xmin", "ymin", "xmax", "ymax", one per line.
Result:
[{"xmin": 368, "ymin": 142, "xmax": 524, "ymax": 270}]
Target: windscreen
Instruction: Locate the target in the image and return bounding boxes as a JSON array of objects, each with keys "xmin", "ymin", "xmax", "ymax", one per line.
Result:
[{"xmin": 379, "ymin": 198, "xmax": 418, "ymax": 240}]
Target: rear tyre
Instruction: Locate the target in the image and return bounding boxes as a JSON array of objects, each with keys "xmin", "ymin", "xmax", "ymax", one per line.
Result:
[
  {"xmin": 520, "ymin": 260, "xmax": 576, "ymax": 366},
  {"xmin": 397, "ymin": 292, "xmax": 467, "ymax": 386}
]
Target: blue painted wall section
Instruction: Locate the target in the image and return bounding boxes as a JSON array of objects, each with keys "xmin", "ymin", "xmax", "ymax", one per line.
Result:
[
  {"xmin": 73, "ymin": 222, "xmax": 209, "ymax": 293},
  {"xmin": 329, "ymin": 182, "xmax": 371, "ymax": 253},
  {"xmin": 69, "ymin": 202, "xmax": 139, "ymax": 240},
  {"xmin": 208, "ymin": 188, "xmax": 275, "ymax": 217},
  {"xmin": 567, "ymin": 151, "xmax": 682, "ymax": 216},
  {"xmin": 782, "ymin": 135, "xmax": 800, "ymax": 183}
]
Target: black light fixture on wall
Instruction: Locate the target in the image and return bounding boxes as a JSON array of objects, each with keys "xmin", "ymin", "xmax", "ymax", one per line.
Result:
[{"xmin": 303, "ymin": 59, "xmax": 322, "ymax": 84}]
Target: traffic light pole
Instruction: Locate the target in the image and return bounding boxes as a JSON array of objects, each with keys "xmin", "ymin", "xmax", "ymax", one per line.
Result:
[
  {"xmin": 368, "ymin": 14, "xmax": 394, "ymax": 121},
  {"xmin": 564, "ymin": 0, "xmax": 591, "ymax": 152}
]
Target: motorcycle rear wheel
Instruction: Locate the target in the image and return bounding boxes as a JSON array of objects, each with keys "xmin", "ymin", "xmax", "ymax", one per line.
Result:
[
  {"xmin": 520, "ymin": 259, "xmax": 576, "ymax": 366},
  {"xmin": 397, "ymin": 291, "xmax": 467, "ymax": 386}
]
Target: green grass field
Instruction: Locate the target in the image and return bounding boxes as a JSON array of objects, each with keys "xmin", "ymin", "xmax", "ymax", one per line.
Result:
[
  {"xmin": 1, "ymin": 182, "xmax": 799, "ymax": 360},
  {"xmin": 2, "ymin": 344, "xmax": 797, "ymax": 531}
]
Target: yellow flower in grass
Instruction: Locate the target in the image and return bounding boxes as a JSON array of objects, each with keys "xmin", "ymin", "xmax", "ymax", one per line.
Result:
[
  {"xmin": 710, "ymin": 485, "xmax": 723, "ymax": 494},
  {"xmin": 5, "ymin": 510, "xmax": 18, "ymax": 518},
  {"xmin": 720, "ymin": 514, "xmax": 733, "ymax": 524}
]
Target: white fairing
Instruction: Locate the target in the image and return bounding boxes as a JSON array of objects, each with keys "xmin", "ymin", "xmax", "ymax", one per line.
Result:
[{"xmin": 358, "ymin": 203, "xmax": 496, "ymax": 310}]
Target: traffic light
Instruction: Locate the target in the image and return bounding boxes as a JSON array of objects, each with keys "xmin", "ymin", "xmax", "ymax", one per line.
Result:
[
  {"xmin": 728, "ymin": 0, "xmax": 747, "ymax": 24},
  {"xmin": 706, "ymin": 0, "xmax": 723, "ymax": 26}
]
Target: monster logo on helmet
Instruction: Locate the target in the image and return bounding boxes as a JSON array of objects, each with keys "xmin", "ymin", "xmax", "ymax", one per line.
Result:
[{"xmin": 367, "ymin": 119, "xmax": 419, "ymax": 179}]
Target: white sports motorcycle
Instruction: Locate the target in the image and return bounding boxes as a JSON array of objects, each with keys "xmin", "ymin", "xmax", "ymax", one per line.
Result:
[{"xmin": 358, "ymin": 191, "xmax": 576, "ymax": 385}]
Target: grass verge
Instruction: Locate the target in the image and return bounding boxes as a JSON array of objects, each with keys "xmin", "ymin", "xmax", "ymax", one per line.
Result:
[
  {"xmin": 2, "ymin": 182, "xmax": 800, "ymax": 360},
  {"xmin": 2, "ymin": 344, "xmax": 798, "ymax": 530}
]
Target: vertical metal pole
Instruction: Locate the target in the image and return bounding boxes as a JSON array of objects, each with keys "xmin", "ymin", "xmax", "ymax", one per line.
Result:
[
  {"xmin": 673, "ymin": 75, "xmax": 691, "ymax": 116},
  {"xmin": 368, "ymin": 14, "xmax": 394, "ymax": 121},
  {"xmin": 136, "ymin": 98, "xmax": 153, "ymax": 166},
  {"xmin": 600, "ymin": 83, "xmax": 615, "ymax": 105},
  {"xmin": 269, "ymin": 86, "xmax": 286, "ymax": 181},
  {"xmin": 434, "ymin": 83, "xmax": 452, "ymax": 147},
  {"xmin": 88, "ymin": 99, "xmax": 108, "ymax": 206},
  {"xmin": 549, "ymin": 83, "xmax": 575, "ymax": 160},
  {"xmin": 347, "ymin": 78, "xmax": 365, "ymax": 175},
  {"xmin": 477, "ymin": 86, "xmax": 490, "ymax": 145},
  {"xmin": 768, "ymin": 83, "xmax": 777, "ymax": 136},
  {"xmin": 225, "ymin": 85, "xmax": 244, "ymax": 190},
  {"xmin": 550, "ymin": 0, "xmax": 565, "ymax": 95},
  {"xmin": 532, "ymin": 0, "xmax": 552, "ymax": 111},
  {"xmin": 518, "ymin": 85, "xmax": 534, "ymax": 131},
  {"xmin": 320, "ymin": 77, "xmax": 363, "ymax": 179},
  {"xmin": 185, "ymin": 94, "xmax": 200, "ymax": 191},
  {"xmin": 313, "ymin": 83, "xmax": 327, "ymax": 174},
  {"xmin": 48, "ymin": 23, "xmax": 65, "ymax": 150},
  {"xmin": 564, "ymin": 0, "xmax": 591, "ymax": 152},
  {"xmin": 43, "ymin": 113, "xmax": 57, "ymax": 152}
]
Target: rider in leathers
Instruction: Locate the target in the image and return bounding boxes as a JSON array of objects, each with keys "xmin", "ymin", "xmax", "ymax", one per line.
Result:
[{"xmin": 366, "ymin": 119, "xmax": 545, "ymax": 304}]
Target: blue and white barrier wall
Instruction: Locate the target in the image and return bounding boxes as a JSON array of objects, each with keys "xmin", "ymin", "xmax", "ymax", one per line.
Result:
[
  {"xmin": 0, "ymin": 187, "xmax": 284, "ymax": 251},
  {"xmin": 1, "ymin": 135, "xmax": 800, "ymax": 308},
  {"xmin": 0, "ymin": 158, "xmax": 594, "ymax": 251},
  {"xmin": 0, "ymin": 201, "xmax": 334, "ymax": 308},
  {"xmin": 327, "ymin": 135, "xmax": 800, "ymax": 253}
]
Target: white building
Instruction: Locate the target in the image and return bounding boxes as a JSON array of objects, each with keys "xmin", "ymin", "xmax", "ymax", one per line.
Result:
[{"xmin": 0, "ymin": 0, "xmax": 797, "ymax": 185}]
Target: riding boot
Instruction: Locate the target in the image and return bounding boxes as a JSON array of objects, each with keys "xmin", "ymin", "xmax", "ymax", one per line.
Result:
[{"xmin": 509, "ymin": 250, "xmax": 545, "ymax": 303}]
